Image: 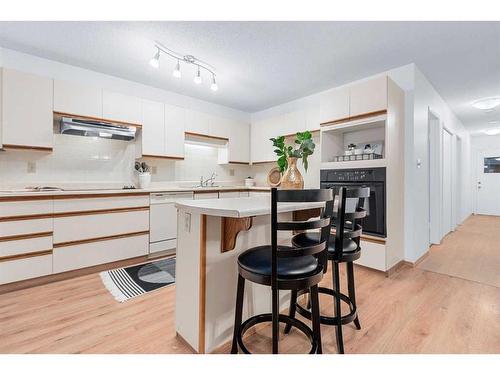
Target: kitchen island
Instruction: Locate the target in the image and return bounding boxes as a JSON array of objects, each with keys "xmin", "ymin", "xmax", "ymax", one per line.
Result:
[{"xmin": 174, "ymin": 196, "xmax": 323, "ymax": 353}]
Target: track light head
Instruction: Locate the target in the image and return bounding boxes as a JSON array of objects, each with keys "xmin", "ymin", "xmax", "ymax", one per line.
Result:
[
  {"xmin": 210, "ymin": 75, "xmax": 218, "ymax": 92},
  {"xmin": 172, "ymin": 60, "xmax": 181, "ymax": 78},
  {"xmin": 149, "ymin": 49, "xmax": 160, "ymax": 69},
  {"xmin": 194, "ymin": 66, "xmax": 202, "ymax": 84}
]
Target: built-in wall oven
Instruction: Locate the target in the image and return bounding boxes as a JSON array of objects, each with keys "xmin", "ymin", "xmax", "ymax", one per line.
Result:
[{"xmin": 320, "ymin": 167, "xmax": 386, "ymax": 238}]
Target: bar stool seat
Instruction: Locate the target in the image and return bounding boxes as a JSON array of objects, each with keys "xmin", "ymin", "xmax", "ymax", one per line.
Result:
[{"xmin": 238, "ymin": 245, "xmax": 320, "ymax": 281}]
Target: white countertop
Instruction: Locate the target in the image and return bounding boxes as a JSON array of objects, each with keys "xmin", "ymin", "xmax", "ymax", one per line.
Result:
[
  {"xmin": 0, "ymin": 185, "xmax": 270, "ymax": 198},
  {"xmin": 175, "ymin": 196, "xmax": 323, "ymax": 218}
]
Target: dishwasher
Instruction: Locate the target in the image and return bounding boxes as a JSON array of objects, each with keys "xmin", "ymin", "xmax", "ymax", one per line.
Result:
[{"xmin": 149, "ymin": 192, "xmax": 194, "ymax": 255}]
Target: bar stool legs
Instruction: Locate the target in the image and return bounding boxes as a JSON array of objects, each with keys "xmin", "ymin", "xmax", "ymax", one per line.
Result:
[
  {"xmin": 332, "ymin": 261, "xmax": 344, "ymax": 354},
  {"xmin": 346, "ymin": 261, "xmax": 361, "ymax": 330},
  {"xmin": 310, "ymin": 285, "xmax": 322, "ymax": 354},
  {"xmin": 231, "ymin": 274, "xmax": 245, "ymax": 354},
  {"xmin": 272, "ymin": 287, "xmax": 279, "ymax": 354},
  {"xmin": 284, "ymin": 290, "xmax": 297, "ymax": 334}
]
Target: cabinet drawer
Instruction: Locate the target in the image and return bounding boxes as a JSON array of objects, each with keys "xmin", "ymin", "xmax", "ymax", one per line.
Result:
[
  {"xmin": 150, "ymin": 239, "xmax": 176, "ymax": 254},
  {"xmin": 0, "ymin": 234, "xmax": 52, "ymax": 258},
  {"xmin": 0, "ymin": 218, "xmax": 53, "ymax": 237},
  {"xmin": 0, "ymin": 254, "xmax": 52, "ymax": 284},
  {"xmin": 53, "ymin": 233, "xmax": 148, "ymax": 273},
  {"xmin": 219, "ymin": 191, "xmax": 240, "ymax": 198},
  {"xmin": 194, "ymin": 192, "xmax": 219, "ymax": 200},
  {"xmin": 0, "ymin": 199, "xmax": 53, "ymax": 219},
  {"xmin": 53, "ymin": 195, "xmax": 149, "ymax": 213},
  {"xmin": 53, "ymin": 209, "xmax": 149, "ymax": 244}
]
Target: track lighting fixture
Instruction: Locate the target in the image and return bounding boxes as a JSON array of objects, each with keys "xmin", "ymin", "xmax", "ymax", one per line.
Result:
[{"xmin": 149, "ymin": 41, "xmax": 218, "ymax": 91}]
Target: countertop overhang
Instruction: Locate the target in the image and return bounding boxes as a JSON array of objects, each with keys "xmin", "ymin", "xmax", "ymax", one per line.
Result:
[{"xmin": 175, "ymin": 196, "xmax": 324, "ymax": 218}]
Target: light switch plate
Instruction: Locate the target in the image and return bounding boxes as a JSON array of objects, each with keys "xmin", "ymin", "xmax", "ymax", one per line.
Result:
[
  {"xmin": 229, "ymin": 169, "xmax": 235, "ymax": 176},
  {"xmin": 184, "ymin": 212, "xmax": 191, "ymax": 232},
  {"xmin": 27, "ymin": 161, "xmax": 36, "ymax": 174},
  {"xmin": 151, "ymin": 166, "xmax": 157, "ymax": 175}
]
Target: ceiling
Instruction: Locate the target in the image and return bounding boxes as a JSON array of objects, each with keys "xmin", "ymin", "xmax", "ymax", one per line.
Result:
[{"xmin": 0, "ymin": 21, "xmax": 498, "ymax": 132}]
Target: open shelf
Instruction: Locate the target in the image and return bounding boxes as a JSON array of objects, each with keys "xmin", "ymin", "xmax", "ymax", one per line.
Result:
[{"xmin": 320, "ymin": 117, "xmax": 386, "ymax": 165}]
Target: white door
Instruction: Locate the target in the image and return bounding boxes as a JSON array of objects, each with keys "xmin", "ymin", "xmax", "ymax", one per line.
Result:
[
  {"xmin": 442, "ymin": 129, "xmax": 453, "ymax": 236},
  {"xmin": 476, "ymin": 150, "xmax": 500, "ymax": 215}
]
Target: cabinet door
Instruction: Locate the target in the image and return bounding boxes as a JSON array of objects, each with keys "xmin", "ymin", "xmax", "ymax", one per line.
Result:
[
  {"xmin": 251, "ymin": 118, "xmax": 276, "ymax": 163},
  {"xmin": 208, "ymin": 115, "xmax": 230, "ymax": 139},
  {"xmin": 284, "ymin": 110, "xmax": 306, "ymax": 134},
  {"xmin": 142, "ymin": 99, "xmax": 165, "ymax": 156},
  {"xmin": 164, "ymin": 103, "xmax": 186, "ymax": 159},
  {"xmin": 349, "ymin": 75, "xmax": 388, "ymax": 117},
  {"xmin": 102, "ymin": 90, "xmax": 142, "ymax": 124},
  {"xmin": 228, "ymin": 120, "xmax": 250, "ymax": 163},
  {"xmin": 319, "ymin": 86, "xmax": 350, "ymax": 124},
  {"xmin": 53, "ymin": 79, "xmax": 102, "ymax": 118},
  {"xmin": 1, "ymin": 68, "xmax": 53, "ymax": 149},
  {"xmin": 185, "ymin": 109, "xmax": 210, "ymax": 135}
]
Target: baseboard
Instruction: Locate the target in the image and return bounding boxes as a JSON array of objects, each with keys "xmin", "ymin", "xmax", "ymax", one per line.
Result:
[
  {"xmin": 385, "ymin": 260, "xmax": 406, "ymax": 277},
  {"xmin": 403, "ymin": 250, "xmax": 430, "ymax": 268}
]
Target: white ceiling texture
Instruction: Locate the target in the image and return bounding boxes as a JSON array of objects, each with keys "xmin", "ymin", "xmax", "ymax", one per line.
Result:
[{"xmin": 0, "ymin": 21, "xmax": 498, "ymax": 132}]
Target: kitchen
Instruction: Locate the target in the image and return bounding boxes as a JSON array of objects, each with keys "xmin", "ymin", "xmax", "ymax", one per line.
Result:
[{"xmin": 0, "ymin": 16, "xmax": 499, "ymax": 370}]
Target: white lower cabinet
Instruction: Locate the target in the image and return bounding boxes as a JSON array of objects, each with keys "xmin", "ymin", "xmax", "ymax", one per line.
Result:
[
  {"xmin": 219, "ymin": 191, "xmax": 240, "ymax": 198},
  {"xmin": 0, "ymin": 218, "xmax": 52, "ymax": 238},
  {"xmin": 53, "ymin": 234, "xmax": 149, "ymax": 273},
  {"xmin": 0, "ymin": 254, "xmax": 53, "ymax": 284},
  {"xmin": 194, "ymin": 192, "xmax": 219, "ymax": 200},
  {"xmin": 354, "ymin": 240, "xmax": 386, "ymax": 271}
]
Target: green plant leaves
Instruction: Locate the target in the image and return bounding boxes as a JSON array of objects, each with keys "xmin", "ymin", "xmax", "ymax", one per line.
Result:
[{"xmin": 269, "ymin": 131, "xmax": 316, "ymax": 173}]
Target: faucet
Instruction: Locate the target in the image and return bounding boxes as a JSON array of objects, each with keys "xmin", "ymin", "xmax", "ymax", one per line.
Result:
[{"xmin": 204, "ymin": 172, "xmax": 217, "ymax": 187}]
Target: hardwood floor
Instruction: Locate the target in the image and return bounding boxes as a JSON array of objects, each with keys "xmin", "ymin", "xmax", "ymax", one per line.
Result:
[
  {"xmin": 0, "ymin": 216, "xmax": 499, "ymax": 354},
  {"xmin": 419, "ymin": 214, "xmax": 500, "ymax": 287}
]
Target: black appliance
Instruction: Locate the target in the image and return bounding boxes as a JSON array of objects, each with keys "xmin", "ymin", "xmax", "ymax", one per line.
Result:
[{"xmin": 320, "ymin": 167, "xmax": 386, "ymax": 238}]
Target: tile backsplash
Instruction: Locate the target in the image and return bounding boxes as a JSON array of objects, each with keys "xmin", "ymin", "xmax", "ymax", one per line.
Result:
[{"xmin": 0, "ymin": 134, "xmax": 252, "ymax": 188}]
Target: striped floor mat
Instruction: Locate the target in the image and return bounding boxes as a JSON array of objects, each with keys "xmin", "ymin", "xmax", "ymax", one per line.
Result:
[{"xmin": 100, "ymin": 257, "xmax": 175, "ymax": 302}]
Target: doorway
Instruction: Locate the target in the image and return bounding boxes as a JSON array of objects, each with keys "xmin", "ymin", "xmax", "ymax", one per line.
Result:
[
  {"xmin": 442, "ymin": 127, "xmax": 453, "ymax": 236},
  {"xmin": 475, "ymin": 149, "xmax": 500, "ymax": 216},
  {"xmin": 428, "ymin": 110, "xmax": 441, "ymax": 244}
]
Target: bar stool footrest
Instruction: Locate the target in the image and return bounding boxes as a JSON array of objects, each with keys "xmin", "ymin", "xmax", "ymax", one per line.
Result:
[
  {"xmin": 237, "ymin": 313, "xmax": 318, "ymax": 354},
  {"xmin": 295, "ymin": 287, "xmax": 357, "ymax": 326}
]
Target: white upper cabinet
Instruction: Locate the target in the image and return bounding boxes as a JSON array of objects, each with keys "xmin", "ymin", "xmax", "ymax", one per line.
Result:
[
  {"xmin": 164, "ymin": 103, "xmax": 185, "ymax": 159},
  {"xmin": 227, "ymin": 120, "xmax": 250, "ymax": 163},
  {"xmin": 349, "ymin": 75, "xmax": 388, "ymax": 117},
  {"xmin": 284, "ymin": 110, "xmax": 306, "ymax": 134},
  {"xmin": 142, "ymin": 99, "xmax": 165, "ymax": 156},
  {"xmin": 53, "ymin": 80, "xmax": 103, "ymax": 118},
  {"xmin": 1, "ymin": 68, "xmax": 53, "ymax": 149},
  {"xmin": 208, "ymin": 115, "xmax": 230, "ymax": 139},
  {"xmin": 102, "ymin": 90, "xmax": 142, "ymax": 124},
  {"xmin": 251, "ymin": 118, "xmax": 277, "ymax": 163},
  {"xmin": 319, "ymin": 86, "xmax": 350, "ymax": 124},
  {"xmin": 185, "ymin": 109, "xmax": 210, "ymax": 135}
]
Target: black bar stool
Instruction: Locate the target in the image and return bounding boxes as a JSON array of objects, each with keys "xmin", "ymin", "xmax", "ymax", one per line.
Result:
[
  {"xmin": 230, "ymin": 188, "xmax": 334, "ymax": 354},
  {"xmin": 286, "ymin": 186, "xmax": 370, "ymax": 354}
]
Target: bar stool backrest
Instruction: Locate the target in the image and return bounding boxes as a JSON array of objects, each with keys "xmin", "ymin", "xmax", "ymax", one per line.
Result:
[
  {"xmin": 271, "ymin": 188, "xmax": 334, "ymax": 287},
  {"xmin": 333, "ymin": 187, "xmax": 370, "ymax": 257}
]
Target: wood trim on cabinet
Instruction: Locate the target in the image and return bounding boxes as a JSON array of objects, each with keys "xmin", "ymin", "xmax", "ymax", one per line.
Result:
[
  {"xmin": 52, "ymin": 206, "xmax": 149, "ymax": 218},
  {"xmin": 53, "ymin": 111, "xmax": 142, "ymax": 128},
  {"xmin": 228, "ymin": 161, "xmax": 250, "ymax": 165},
  {"xmin": 185, "ymin": 131, "xmax": 229, "ymax": 142},
  {"xmin": 53, "ymin": 230, "xmax": 149, "ymax": 248},
  {"xmin": 220, "ymin": 217, "xmax": 253, "ymax": 253},
  {"xmin": 252, "ymin": 160, "xmax": 275, "ymax": 165},
  {"xmin": 0, "ymin": 249, "xmax": 52, "ymax": 263},
  {"xmin": 0, "ymin": 231, "xmax": 53, "ymax": 243},
  {"xmin": 198, "ymin": 215, "xmax": 207, "ymax": 354},
  {"xmin": 52, "ymin": 192, "xmax": 150, "ymax": 199},
  {"xmin": 359, "ymin": 235, "xmax": 386, "ymax": 245},
  {"xmin": 320, "ymin": 109, "xmax": 387, "ymax": 127},
  {"xmin": 0, "ymin": 213, "xmax": 53, "ymax": 222},
  {"xmin": 2, "ymin": 144, "xmax": 53, "ymax": 152},
  {"xmin": 142, "ymin": 154, "xmax": 185, "ymax": 160}
]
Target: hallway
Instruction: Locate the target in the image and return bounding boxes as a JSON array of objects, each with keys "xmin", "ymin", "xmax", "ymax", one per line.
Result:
[{"xmin": 418, "ymin": 215, "xmax": 500, "ymax": 288}]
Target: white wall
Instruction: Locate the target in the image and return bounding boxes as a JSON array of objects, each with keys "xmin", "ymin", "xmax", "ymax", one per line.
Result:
[{"xmin": 405, "ymin": 66, "xmax": 472, "ymax": 262}]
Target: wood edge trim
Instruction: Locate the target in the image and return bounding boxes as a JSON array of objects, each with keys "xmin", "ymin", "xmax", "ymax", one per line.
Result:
[
  {"xmin": 0, "ymin": 231, "xmax": 53, "ymax": 243},
  {"xmin": 0, "ymin": 192, "xmax": 150, "ymax": 202},
  {"xmin": 0, "ymin": 254, "xmax": 157, "ymax": 295},
  {"xmin": 220, "ymin": 216, "xmax": 253, "ymax": 253},
  {"xmin": 53, "ymin": 111, "xmax": 142, "ymax": 128},
  {"xmin": 228, "ymin": 161, "xmax": 250, "ymax": 165},
  {"xmin": 198, "ymin": 214, "xmax": 207, "ymax": 354},
  {"xmin": 0, "ymin": 249, "xmax": 52, "ymax": 263},
  {"xmin": 53, "ymin": 230, "xmax": 149, "ymax": 248},
  {"xmin": 2, "ymin": 144, "xmax": 53, "ymax": 152},
  {"xmin": 185, "ymin": 131, "xmax": 229, "ymax": 142},
  {"xmin": 252, "ymin": 160, "xmax": 275, "ymax": 165},
  {"xmin": 403, "ymin": 250, "xmax": 430, "ymax": 268},
  {"xmin": 0, "ymin": 213, "xmax": 53, "ymax": 222},
  {"xmin": 142, "ymin": 154, "xmax": 184, "ymax": 160},
  {"xmin": 320, "ymin": 109, "xmax": 388, "ymax": 127},
  {"xmin": 385, "ymin": 260, "xmax": 405, "ymax": 277},
  {"xmin": 360, "ymin": 236, "xmax": 386, "ymax": 245},
  {"xmin": 52, "ymin": 206, "xmax": 149, "ymax": 218},
  {"xmin": 282, "ymin": 129, "xmax": 320, "ymax": 138}
]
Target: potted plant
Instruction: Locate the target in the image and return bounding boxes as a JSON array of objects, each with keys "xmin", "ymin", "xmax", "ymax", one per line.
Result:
[{"xmin": 270, "ymin": 131, "xmax": 315, "ymax": 189}]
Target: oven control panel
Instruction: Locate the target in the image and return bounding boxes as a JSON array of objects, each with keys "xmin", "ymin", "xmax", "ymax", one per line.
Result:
[{"xmin": 320, "ymin": 167, "xmax": 386, "ymax": 182}]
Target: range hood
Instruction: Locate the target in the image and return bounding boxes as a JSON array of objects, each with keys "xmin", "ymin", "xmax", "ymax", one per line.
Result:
[{"xmin": 60, "ymin": 117, "xmax": 136, "ymax": 141}]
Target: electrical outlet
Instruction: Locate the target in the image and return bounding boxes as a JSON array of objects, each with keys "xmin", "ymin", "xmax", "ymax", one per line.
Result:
[
  {"xmin": 152, "ymin": 166, "xmax": 157, "ymax": 175},
  {"xmin": 27, "ymin": 161, "xmax": 36, "ymax": 174},
  {"xmin": 184, "ymin": 212, "xmax": 191, "ymax": 232},
  {"xmin": 229, "ymin": 168, "xmax": 235, "ymax": 176}
]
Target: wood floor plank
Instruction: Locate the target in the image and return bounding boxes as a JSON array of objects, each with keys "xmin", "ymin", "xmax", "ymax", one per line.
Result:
[{"xmin": 0, "ymin": 215, "xmax": 499, "ymax": 354}]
